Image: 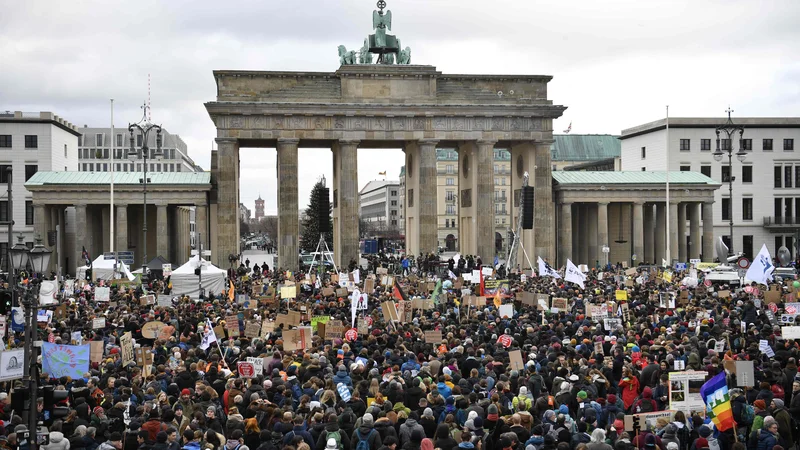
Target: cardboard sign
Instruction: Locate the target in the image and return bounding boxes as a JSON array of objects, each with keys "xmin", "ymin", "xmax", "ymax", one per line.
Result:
[
  {"xmin": 364, "ymin": 278, "xmax": 374, "ymax": 293},
  {"xmin": 237, "ymin": 361, "xmax": 255, "ymax": 378},
  {"xmin": 508, "ymin": 349, "xmax": 524, "ymax": 371},
  {"xmin": 244, "ymin": 321, "xmax": 261, "ymax": 338},
  {"xmin": 92, "ymin": 318, "xmax": 106, "ymax": 329},
  {"xmin": 288, "ymin": 310, "xmax": 303, "ymax": 327},
  {"xmin": 718, "ymin": 290, "xmax": 731, "ymax": 299},
  {"xmin": 424, "ymin": 330, "xmax": 442, "ymax": 344},
  {"xmin": 764, "ymin": 290, "xmax": 781, "ymax": 304},
  {"xmin": 324, "ymin": 321, "xmax": 346, "ymax": 340},
  {"xmin": 283, "ymin": 327, "xmax": 312, "ymax": 351},
  {"xmin": 376, "ymin": 268, "xmax": 388, "ymax": 275},
  {"xmin": 615, "ymin": 290, "xmax": 628, "ymax": 301},
  {"xmin": 135, "ymin": 346, "xmax": 154, "ymax": 367},
  {"xmin": 336, "ymin": 288, "xmax": 348, "ymax": 297},
  {"xmin": 381, "ymin": 301, "xmax": 399, "ymax": 322},
  {"xmin": 94, "ymin": 287, "xmax": 110, "ymax": 302},
  {"xmin": 322, "ymin": 287, "xmax": 335, "ymax": 297},
  {"xmin": 246, "ymin": 357, "xmax": 264, "ymax": 376},
  {"xmin": 551, "ymin": 297, "xmax": 568, "ymax": 311},
  {"xmin": 141, "ymin": 321, "xmax": 166, "ymax": 339},
  {"xmin": 90, "ymin": 340, "xmax": 104, "ymax": 363},
  {"xmin": 499, "ymin": 304, "xmax": 514, "ymax": 318},
  {"xmin": 261, "ymin": 320, "xmax": 274, "ymax": 337},
  {"xmin": 225, "ymin": 315, "xmax": 240, "ymax": 338},
  {"xmin": 275, "ymin": 314, "xmax": 291, "ymax": 328},
  {"xmin": 625, "ymin": 268, "xmax": 637, "ymax": 276},
  {"xmin": 280, "ymin": 286, "xmax": 297, "ymax": 299},
  {"xmin": 357, "ymin": 318, "xmax": 369, "ymax": 335},
  {"xmin": 594, "ymin": 341, "xmax": 604, "ymax": 355},
  {"xmin": 536, "ymin": 294, "xmax": 549, "ymax": 311}
]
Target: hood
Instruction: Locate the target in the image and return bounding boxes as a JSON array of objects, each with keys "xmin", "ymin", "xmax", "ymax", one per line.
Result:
[
  {"xmin": 405, "ymin": 418, "xmax": 419, "ymax": 427},
  {"xmin": 458, "ymin": 443, "xmax": 475, "ymax": 449},
  {"xmin": 50, "ymin": 432, "xmax": 65, "ymax": 443},
  {"xmin": 324, "ymin": 422, "xmax": 341, "ymax": 432},
  {"xmin": 642, "ymin": 387, "xmax": 653, "ymax": 399}
]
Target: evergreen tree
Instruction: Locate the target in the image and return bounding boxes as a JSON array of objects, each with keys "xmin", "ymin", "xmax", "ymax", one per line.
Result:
[{"xmin": 300, "ymin": 179, "xmax": 333, "ymax": 253}]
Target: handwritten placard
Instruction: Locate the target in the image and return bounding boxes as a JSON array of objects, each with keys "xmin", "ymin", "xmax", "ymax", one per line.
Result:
[{"xmin": 424, "ymin": 330, "xmax": 442, "ymax": 344}]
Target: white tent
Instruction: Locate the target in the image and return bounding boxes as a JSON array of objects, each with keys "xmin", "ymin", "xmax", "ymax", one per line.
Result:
[
  {"xmin": 170, "ymin": 255, "xmax": 226, "ymax": 299},
  {"xmin": 77, "ymin": 255, "xmax": 135, "ymax": 281}
]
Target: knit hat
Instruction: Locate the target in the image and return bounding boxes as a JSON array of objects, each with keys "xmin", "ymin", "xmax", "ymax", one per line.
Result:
[
  {"xmin": 487, "ymin": 404, "xmax": 498, "ymax": 415},
  {"xmin": 362, "ymin": 413, "xmax": 374, "ymax": 427},
  {"xmin": 607, "ymin": 394, "xmax": 617, "ymax": 404},
  {"xmin": 326, "ymin": 439, "xmax": 338, "ymax": 450},
  {"xmin": 109, "ymin": 433, "xmax": 123, "ymax": 443},
  {"xmin": 423, "ymin": 408, "xmax": 433, "ymax": 418},
  {"xmin": 519, "ymin": 386, "xmax": 528, "ymax": 396},
  {"xmin": 181, "ymin": 389, "xmax": 191, "ymax": 396},
  {"xmin": 465, "ymin": 419, "xmax": 477, "ymax": 431},
  {"xmin": 698, "ymin": 426, "xmax": 712, "ymax": 438},
  {"xmin": 754, "ymin": 399, "xmax": 766, "ymax": 410},
  {"xmin": 577, "ymin": 391, "xmax": 587, "ymax": 400},
  {"xmin": 645, "ymin": 435, "xmax": 657, "ymax": 447},
  {"xmin": 667, "ymin": 444, "xmax": 679, "ymax": 450}
]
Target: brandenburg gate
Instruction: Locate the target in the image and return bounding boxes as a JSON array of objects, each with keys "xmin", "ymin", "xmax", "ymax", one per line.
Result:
[{"xmin": 204, "ymin": 3, "xmax": 566, "ymax": 270}]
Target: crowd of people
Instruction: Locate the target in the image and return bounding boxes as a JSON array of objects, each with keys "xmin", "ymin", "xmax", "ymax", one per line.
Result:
[{"xmin": 1, "ymin": 253, "xmax": 799, "ymax": 450}]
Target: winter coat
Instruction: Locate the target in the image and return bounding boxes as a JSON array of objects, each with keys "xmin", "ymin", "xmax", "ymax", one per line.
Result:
[
  {"xmin": 398, "ymin": 419, "xmax": 425, "ymax": 447},
  {"xmin": 315, "ymin": 422, "xmax": 351, "ymax": 450},
  {"xmin": 43, "ymin": 432, "xmax": 71, "ymax": 450},
  {"xmin": 755, "ymin": 429, "xmax": 777, "ymax": 450},
  {"xmin": 619, "ymin": 377, "xmax": 640, "ymax": 411},
  {"xmin": 350, "ymin": 426, "xmax": 382, "ymax": 450}
]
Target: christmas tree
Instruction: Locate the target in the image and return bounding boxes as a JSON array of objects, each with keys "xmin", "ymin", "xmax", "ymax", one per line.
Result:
[{"xmin": 300, "ymin": 178, "xmax": 333, "ymax": 253}]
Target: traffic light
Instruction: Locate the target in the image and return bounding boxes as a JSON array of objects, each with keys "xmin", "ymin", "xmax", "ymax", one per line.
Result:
[
  {"xmin": 42, "ymin": 386, "xmax": 69, "ymax": 423},
  {"xmin": 0, "ymin": 289, "xmax": 11, "ymax": 314}
]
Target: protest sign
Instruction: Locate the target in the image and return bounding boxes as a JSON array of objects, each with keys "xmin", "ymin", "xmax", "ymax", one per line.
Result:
[
  {"xmin": 381, "ymin": 301, "xmax": 399, "ymax": 322},
  {"xmin": 120, "ymin": 332, "xmax": 134, "ymax": 365},
  {"xmin": 237, "ymin": 361, "xmax": 255, "ymax": 378},
  {"xmin": 246, "ymin": 357, "xmax": 264, "ymax": 376},
  {"xmin": 424, "ymin": 330, "xmax": 442, "ymax": 344},
  {"xmin": 261, "ymin": 320, "xmax": 274, "ymax": 338},
  {"xmin": 357, "ymin": 318, "xmax": 369, "ymax": 335},
  {"xmin": 89, "ymin": 341, "xmax": 104, "ymax": 363},
  {"xmin": 325, "ymin": 321, "xmax": 346, "ymax": 340},
  {"xmin": 668, "ymin": 371, "xmax": 707, "ymax": 416},
  {"xmin": 782, "ymin": 326, "xmax": 800, "ymax": 339},
  {"xmin": 551, "ymin": 297, "xmax": 568, "ymax": 312},
  {"xmin": 42, "ymin": 343, "xmax": 90, "ymax": 379},
  {"xmin": 92, "ymin": 318, "xmax": 106, "ymax": 329},
  {"xmin": 499, "ymin": 304, "xmax": 514, "ymax": 318},
  {"xmin": 508, "ymin": 350, "xmax": 524, "ymax": 371},
  {"xmin": 615, "ymin": 290, "xmax": 628, "ymax": 301},
  {"xmin": 536, "ymin": 294, "xmax": 549, "ymax": 310},
  {"xmin": 244, "ymin": 321, "xmax": 261, "ymax": 338},
  {"xmin": 280, "ymin": 286, "xmax": 297, "ymax": 299},
  {"xmin": 735, "ymin": 360, "xmax": 755, "ymax": 387},
  {"xmin": 141, "ymin": 321, "xmax": 166, "ymax": 339},
  {"xmin": 94, "ymin": 287, "xmax": 110, "ymax": 302},
  {"xmin": 225, "ymin": 315, "xmax": 240, "ymax": 337},
  {"xmin": 283, "ymin": 327, "xmax": 312, "ymax": 351}
]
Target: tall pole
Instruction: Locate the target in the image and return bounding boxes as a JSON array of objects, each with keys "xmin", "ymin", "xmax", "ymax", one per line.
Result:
[
  {"xmin": 665, "ymin": 105, "xmax": 670, "ymax": 266},
  {"xmin": 143, "ymin": 151, "xmax": 148, "ymax": 272},
  {"xmin": 729, "ymin": 151, "xmax": 733, "ymax": 254},
  {"xmin": 6, "ymin": 167, "xmax": 13, "ymax": 306},
  {"xmin": 110, "ymin": 100, "xmax": 115, "ymax": 256}
]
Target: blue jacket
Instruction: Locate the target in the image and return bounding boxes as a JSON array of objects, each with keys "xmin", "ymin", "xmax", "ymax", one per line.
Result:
[
  {"xmin": 333, "ymin": 370, "xmax": 353, "ymax": 389},
  {"xmin": 437, "ymin": 382, "xmax": 452, "ymax": 399}
]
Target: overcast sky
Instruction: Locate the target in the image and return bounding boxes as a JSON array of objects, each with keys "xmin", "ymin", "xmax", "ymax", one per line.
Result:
[{"xmin": 3, "ymin": 0, "xmax": 799, "ymax": 215}]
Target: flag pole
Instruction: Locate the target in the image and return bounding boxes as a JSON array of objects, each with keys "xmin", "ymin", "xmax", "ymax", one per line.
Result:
[
  {"xmin": 665, "ymin": 105, "xmax": 671, "ymax": 266},
  {"xmin": 110, "ymin": 99, "xmax": 115, "ymax": 262}
]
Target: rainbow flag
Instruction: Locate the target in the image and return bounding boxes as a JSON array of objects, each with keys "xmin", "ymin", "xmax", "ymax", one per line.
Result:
[{"xmin": 699, "ymin": 371, "xmax": 735, "ymax": 431}]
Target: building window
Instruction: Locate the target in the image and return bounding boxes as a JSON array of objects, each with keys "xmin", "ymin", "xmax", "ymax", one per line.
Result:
[
  {"xmin": 116, "ymin": 134, "xmax": 123, "ymax": 147},
  {"xmin": 25, "ymin": 201, "xmax": 33, "ymax": 225},
  {"xmin": 722, "ymin": 198, "xmax": 730, "ymax": 221},
  {"xmin": 742, "ymin": 198, "xmax": 753, "ymax": 221},
  {"xmin": 0, "ymin": 165, "xmax": 10, "ymax": 183},
  {"xmin": 88, "ymin": 163, "xmax": 94, "ymax": 171},
  {"xmin": 64, "ymin": 144, "xmax": 67, "ymax": 158},
  {"xmin": 0, "ymin": 201, "xmax": 8, "ymax": 222},
  {"xmin": 24, "ymin": 135, "xmax": 38, "ymax": 148},
  {"xmin": 700, "ymin": 165, "xmax": 711, "ymax": 177},
  {"xmin": 775, "ymin": 166, "xmax": 782, "ymax": 188},
  {"xmin": 390, "ymin": 190, "xmax": 397, "ymax": 196},
  {"xmin": 763, "ymin": 139, "xmax": 773, "ymax": 151},
  {"xmin": 742, "ymin": 165, "xmax": 752, "ymax": 183},
  {"xmin": 742, "ymin": 235, "xmax": 753, "ymax": 259},
  {"xmin": 641, "ymin": 167, "xmax": 646, "ymax": 171},
  {"xmin": 785, "ymin": 139, "xmax": 795, "ymax": 151},
  {"xmin": 641, "ymin": 147, "xmax": 646, "ymax": 159},
  {"xmin": 741, "ymin": 139, "xmax": 752, "ymax": 151},
  {"xmin": 680, "ymin": 139, "xmax": 690, "ymax": 151},
  {"xmin": 0, "ymin": 135, "xmax": 11, "ymax": 148},
  {"xmin": 25, "ymin": 164, "xmax": 37, "ymax": 181},
  {"xmin": 137, "ymin": 135, "xmax": 143, "ymax": 147},
  {"xmin": 701, "ymin": 139, "xmax": 711, "ymax": 151},
  {"xmin": 446, "ymin": 205, "xmax": 455, "ymax": 215},
  {"xmin": 721, "ymin": 166, "xmax": 731, "ymax": 182},
  {"xmin": 796, "ymin": 167, "xmax": 800, "ymax": 188},
  {"xmin": 446, "ymin": 177, "xmax": 454, "ymax": 186},
  {"xmin": 177, "ymin": 165, "xmax": 182, "ymax": 172},
  {"xmin": 446, "ymin": 190, "xmax": 454, "ymax": 201},
  {"xmin": 721, "ymin": 139, "xmax": 731, "ymax": 150},
  {"xmin": 391, "ymin": 220, "xmax": 397, "ymax": 226},
  {"xmin": 446, "ymin": 165, "xmax": 454, "ymax": 174},
  {"xmin": 390, "ymin": 200, "xmax": 397, "ymax": 206},
  {"xmin": 116, "ymin": 163, "xmax": 121, "ymax": 172},
  {"xmin": 96, "ymin": 133, "xmax": 104, "ymax": 147},
  {"xmin": 408, "ymin": 189, "xmax": 413, "ymax": 207},
  {"xmin": 786, "ymin": 165, "xmax": 793, "ymax": 188},
  {"xmin": 680, "ymin": 165, "xmax": 690, "ymax": 172}
]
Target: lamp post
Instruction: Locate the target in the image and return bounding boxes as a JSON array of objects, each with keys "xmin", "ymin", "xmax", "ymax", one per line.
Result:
[
  {"xmin": 127, "ymin": 104, "xmax": 163, "ymax": 279},
  {"xmin": 713, "ymin": 107, "xmax": 746, "ymax": 256},
  {"xmin": 10, "ymin": 234, "xmax": 51, "ymax": 450}
]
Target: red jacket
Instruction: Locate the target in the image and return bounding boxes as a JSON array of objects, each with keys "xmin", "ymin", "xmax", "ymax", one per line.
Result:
[
  {"xmin": 141, "ymin": 419, "xmax": 167, "ymax": 442},
  {"xmin": 619, "ymin": 376, "xmax": 640, "ymax": 410}
]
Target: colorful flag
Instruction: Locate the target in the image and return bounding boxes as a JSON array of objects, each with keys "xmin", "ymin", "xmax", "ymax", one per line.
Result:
[
  {"xmin": 493, "ymin": 289, "xmax": 502, "ymax": 308},
  {"xmin": 393, "ymin": 278, "xmax": 408, "ymax": 302},
  {"xmin": 228, "ymin": 280, "xmax": 235, "ymax": 302},
  {"xmin": 431, "ymin": 280, "xmax": 442, "ymax": 305},
  {"xmin": 42, "ymin": 343, "xmax": 90, "ymax": 379},
  {"xmin": 699, "ymin": 371, "xmax": 735, "ymax": 432}
]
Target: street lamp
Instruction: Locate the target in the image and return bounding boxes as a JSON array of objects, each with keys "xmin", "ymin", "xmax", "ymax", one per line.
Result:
[
  {"xmin": 713, "ymin": 107, "xmax": 746, "ymax": 256},
  {"xmin": 127, "ymin": 104, "xmax": 163, "ymax": 279},
  {"xmin": 10, "ymin": 234, "xmax": 51, "ymax": 450}
]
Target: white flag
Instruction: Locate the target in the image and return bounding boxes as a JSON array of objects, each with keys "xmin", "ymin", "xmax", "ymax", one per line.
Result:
[
  {"xmin": 565, "ymin": 259, "xmax": 586, "ymax": 289},
  {"xmin": 662, "ymin": 258, "xmax": 668, "ymax": 268},
  {"xmin": 350, "ymin": 288, "xmax": 361, "ymax": 327},
  {"xmin": 448, "ymin": 270, "xmax": 457, "ymax": 280},
  {"xmin": 745, "ymin": 244, "xmax": 774, "ymax": 285},
  {"xmin": 538, "ymin": 256, "xmax": 561, "ymax": 278},
  {"xmin": 199, "ymin": 319, "xmax": 217, "ymax": 351}
]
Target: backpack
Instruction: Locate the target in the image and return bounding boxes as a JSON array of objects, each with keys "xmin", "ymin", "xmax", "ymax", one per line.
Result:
[
  {"xmin": 635, "ymin": 399, "xmax": 654, "ymax": 413},
  {"xmin": 326, "ymin": 430, "xmax": 343, "ymax": 450},
  {"xmin": 740, "ymin": 403, "xmax": 755, "ymax": 426},
  {"xmin": 541, "ymin": 423, "xmax": 559, "ymax": 441},
  {"xmin": 513, "ymin": 395, "xmax": 532, "ymax": 412},
  {"xmin": 770, "ymin": 384, "xmax": 784, "ymax": 400},
  {"xmin": 355, "ymin": 429, "xmax": 374, "ymax": 450}
]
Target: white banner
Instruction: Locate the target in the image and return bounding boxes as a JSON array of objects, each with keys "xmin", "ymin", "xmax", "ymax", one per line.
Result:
[
  {"xmin": 565, "ymin": 259, "xmax": 586, "ymax": 289},
  {"xmin": 0, "ymin": 349, "xmax": 25, "ymax": 382}
]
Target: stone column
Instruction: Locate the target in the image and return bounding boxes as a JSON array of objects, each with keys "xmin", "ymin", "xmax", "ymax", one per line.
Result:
[
  {"xmin": 588, "ymin": 204, "xmax": 598, "ymax": 268},
  {"xmin": 689, "ymin": 203, "xmax": 701, "ymax": 260},
  {"xmin": 509, "ymin": 142, "xmax": 537, "ymax": 269},
  {"xmin": 678, "ymin": 203, "xmax": 687, "ymax": 262},
  {"xmin": 75, "ymin": 204, "xmax": 87, "ymax": 269},
  {"xmin": 277, "ymin": 138, "xmax": 299, "ymax": 271},
  {"xmin": 574, "ymin": 205, "xmax": 584, "ymax": 264},
  {"xmin": 534, "ymin": 141, "xmax": 555, "ymax": 262},
  {"xmin": 655, "ymin": 203, "xmax": 666, "ymax": 264},
  {"xmin": 560, "ymin": 201, "xmax": 573, "ymax": 267},
  {"xmin": 195, "ymin": 204, "xmax": 208, "ymax": 252},
  {"xmin": 633, "ymin": 201, "xmax": 644, "ymax": 264},
  {"xmin": 644, "ymin": 204, "xmax": 654, "ymax": 265},
  {"xmin": 597, "ymin": 202, "xmax": 609, "ymax": 266},
  {"xmin": 101, "ymin": 206, "xmax": 110, "ymax": 252},
  {"xmin": 702, "ymin": 200, "xmax": 715, "ymax": 261},
  {"xmin": 156, "ymin": 205, "xmax": 168, "ymax": 258},
  {"xmin": 34, "ymin": 204, "xmax": 47, "ymax": 243},
  {"xmin": 116, "ymin": 205, "xmax": 128, "ymax": 252},
  {"xmin": 332, "ymin": 139, "xmax": 359, "ymax": 268},
  {"xmin": 215, "ymin": 138, "xmax": 240, "ymax": 268},
  {"xmin": 669, "ymin": 201, "xmax": 679, "ymax": 264},
  {"xmin": 417, "ymin": 139, "xmax": 439, "ymax": 255},
  {"xmin": 475, "ymin": 140, "xmax": 496, "ymax": 261}
]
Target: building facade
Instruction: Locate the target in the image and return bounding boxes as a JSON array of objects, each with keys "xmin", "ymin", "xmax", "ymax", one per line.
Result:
[
  {"xmin": 621, "ymin": 117, "xmax": 800, "ymax": 260},
  {"xmin": 239, "ymin": 203, "xmax": 251, "ymax": 223},
  {"xmin": 0, "ymin": 111, "xmax": 80, "ymax": 270},
  {"xmin": 77, "ymin": 127, "xmax": 200, "ymax": 173},
  {"xmin": 358, "ymin": 180, "xmax": 401, "ymax": 235}
]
